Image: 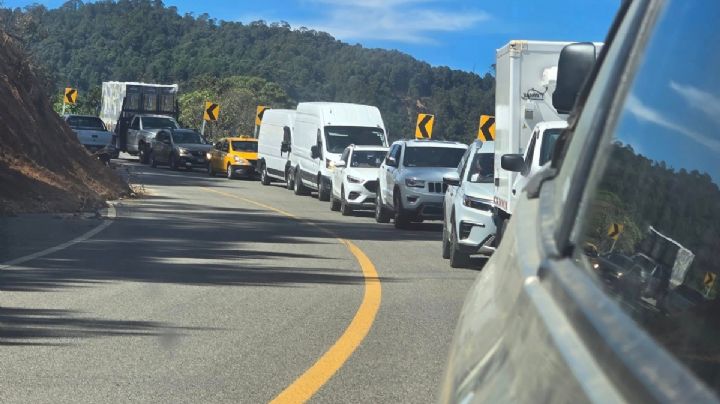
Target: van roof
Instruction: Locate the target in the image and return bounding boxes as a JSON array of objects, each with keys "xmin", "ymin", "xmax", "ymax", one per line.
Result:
[{"xmin": 396, "ymin": 139, "xmax": 468, "ymax": 149}]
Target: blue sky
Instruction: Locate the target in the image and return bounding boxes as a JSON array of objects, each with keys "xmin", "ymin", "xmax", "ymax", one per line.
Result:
[{"xmin": 3, "ymin": 0, "xmax": 619, "ymax": 74}]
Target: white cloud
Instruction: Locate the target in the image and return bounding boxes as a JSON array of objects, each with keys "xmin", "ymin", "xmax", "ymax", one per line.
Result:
[
  {"xmin": 290, "ymin": 0, "xmax": 489, "ymax": 44},
  {"xmin": 669, "ymin": 81, "xmax": 720, "ymax": 126},
  {"xmin": 625, "ymin": 93, "xmax": 720, "ymax": 152}
]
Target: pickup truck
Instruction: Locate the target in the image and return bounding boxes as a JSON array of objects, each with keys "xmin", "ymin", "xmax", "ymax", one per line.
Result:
[
  {"xmin": 64, "ymin": 115, "xmax": 115, "ymax": 154},
  {"xmin": 126, "ymin": 114, "xmax": 180, "ymax": 163}
]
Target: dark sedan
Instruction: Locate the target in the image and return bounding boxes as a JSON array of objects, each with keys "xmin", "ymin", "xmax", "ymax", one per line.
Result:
[{"xmin": 149, "ymin": 129, "xmax": 211, "ymax": 170}]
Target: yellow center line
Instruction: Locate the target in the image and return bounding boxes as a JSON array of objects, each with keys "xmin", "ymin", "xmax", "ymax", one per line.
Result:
[{"xmin": 204, "ymin": 187, "xmax": 382, "ymax": 403}]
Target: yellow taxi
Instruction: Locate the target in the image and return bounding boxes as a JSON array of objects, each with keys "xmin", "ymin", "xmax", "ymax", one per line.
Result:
[{"xmin": 207, "ymin": 136, "xmax": 259, "ymax": 179}]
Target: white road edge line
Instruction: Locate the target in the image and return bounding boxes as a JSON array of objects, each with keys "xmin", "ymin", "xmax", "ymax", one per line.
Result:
[{"xmin": 0, "ymin": 202, "xmax": 118, "ymax": 270}]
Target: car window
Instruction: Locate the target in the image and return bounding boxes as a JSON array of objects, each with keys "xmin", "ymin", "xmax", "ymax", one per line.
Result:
[
  {"xmin": 524, "ymin": 131, "xmax": 537, "ymax": 169},
  {"xmin": 130, "ymin": 118, "xmax": 139, "ymax": 130},
  {"xmin": 457, "ymin": 148, "xmax": 470, "ymax": 179},
  {"xmin": 231, "ymin": 141, "xmax": 258, "ymax": 152},
  {"xmin": 142, "ymin": 117, "xmax": 179, "ymax": 129},
  {"xmin": 573, "ymin": 1, "xmax": 720, "ymax": 393},
  {"xmin": 324, "ymin": 126, "xmax": 385, "ymax": 153},
  {"xmin": 172, "ymin": 131, "xmax": 204, "ymax": 144},
  {"xmin": 403, "ymin": 147, "xmax": 466, "ymax": 168},
  {"xmin": 389, "ymin": 144, "xmax": 401, "ymax": 162},
  {"xmin": 538, "ymin": 128, "xmax": 563, "ymax": 166},
  {"xmin": 222, "ymin": 141, "xmax": 229, "ymax": 152},
  {"xmin": 467, "ymin": 152, "xmax": 494, "ymax": 183},
  {"xmin": 67, "ymin": 116, "xmax": 105, "ymax": 130},
  {"xmin": 351, "ymin": 150, "xmax": 385, "ymax": 168}
]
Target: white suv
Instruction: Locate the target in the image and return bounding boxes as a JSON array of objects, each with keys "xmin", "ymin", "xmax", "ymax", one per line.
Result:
[
  {"xmin": 375, "ymin": 139, "xmax": 468, "ymax": 229},
  {"xmin": 330, "ymin": 145, "xmax": 388, "ymax": 215},
  {"xmin": 441, "ymin": 140, "xmax": 496, "ymax": 267}
]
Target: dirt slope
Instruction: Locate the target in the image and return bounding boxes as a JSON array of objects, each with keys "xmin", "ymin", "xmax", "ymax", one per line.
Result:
[{"xmin": 0, "ymin": 32, "xmax": 129, "ymax": 215}]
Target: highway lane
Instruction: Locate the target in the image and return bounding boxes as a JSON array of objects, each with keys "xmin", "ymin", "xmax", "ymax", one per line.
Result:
[{"xmin": 1, "ymin": 159, "xmax": 481, "ymax": 403}]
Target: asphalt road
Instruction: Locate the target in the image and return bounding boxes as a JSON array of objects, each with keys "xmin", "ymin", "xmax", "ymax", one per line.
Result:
[{"xmin": 0, "ymin": 159, "xmax": 482, "ymax": 403}]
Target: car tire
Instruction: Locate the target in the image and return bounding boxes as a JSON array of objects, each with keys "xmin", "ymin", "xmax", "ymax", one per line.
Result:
[
  {"xmin": 375, "ymin": 190, "xmax": 391, "ymax": 223},
  {"xmin": 330, "ymin": 196, "xmax": 341, "ymax": 211},
  {"xmin": 294, "ymin": 169, "xmax": 309, "ymax": 195},
  {"xmin": 449, "ymin": 219, "xmax": 471, "ymax": 268},
  {"xmin": 318, "ymin": 177, "xmax": 331, "ymax": 201},
  {"xmin": 442, "ymin": 218, "xmax": 451, "ymax": 259},
  {"xmin": 285, "ymin": 167, "xmax": 294, "ymax": 190},
  {"xmin": 207, "ymin": 162, "xmax": 215, "ymax": 177},
  {"xmin": 150, "ymin": 152, "xmax": 158, "ymax": 168},
  {"xmin": 139, "ymin": 143, "xmax": 149, "ymax": 164},
  {"xmin": 340, "ymin": 187, "xmax": 353, "ymax": 216},
  {"xmin": 393, "ymin": 192, "xmax": 410, "ymax": 229},
  {"xmin": 260, "ymin": 164, "xmax": 271, "ymax": 185},
  {"xmin": 227, "ymin": 164, "xmax": 235, "ymax": 179},
  {"xmin": 169, "ymin": 154, "xmax": 178, "ymax": 171}
]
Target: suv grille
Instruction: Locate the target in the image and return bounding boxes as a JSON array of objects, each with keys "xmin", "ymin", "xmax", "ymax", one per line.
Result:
[
  {"xmin": 190, "ymin": 150, "xmax": 204, "ymax": 157},
  {"xmin": 428, "ymin": 182, "xmax": 447, "ymax": 193},
  {"xmin": 364, "ymin": 180, "xmax": 378, "ymax": 193}
]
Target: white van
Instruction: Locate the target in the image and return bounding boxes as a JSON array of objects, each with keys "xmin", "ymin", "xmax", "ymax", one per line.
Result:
[
  {"xmin": 289, "ymin": 102, "xmax": 388, "ymax": 201},
  {"xmin": 257, "ymin": 109, "xmax": 296, "ymax": 186}
]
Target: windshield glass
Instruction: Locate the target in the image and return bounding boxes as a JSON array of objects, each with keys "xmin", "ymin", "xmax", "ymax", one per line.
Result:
[
  {"xmin": 467, "ymin": 152, "xmax": 494, "ymax": 183},
  {"xmin": 67, "ymin": 116, "xmax": 105, "ymax": 130},
  {"xmin": 232, "ymin": 141, "xmax": 258, "ymax": 152},
  {"xmin": 539, "ymin": 128, "xmax": 563, "ymax": 166},
  {"xmin": 143, "ymin": 117, "xmax": 179, "ymax": 129},
  {"xmin": 350, "ymin": 150, "xmax": 386, "ymax": 168},
  {"xmin": 403, "ymin": 147, "xmax": 466, "ymax": 168},
  {"xmin": 172, "ymin": 131, "xmax": 204, "ymax": 144},
  {"xmin": 324, "ymin": 126, "xmax": 385, "ymax": 153}
]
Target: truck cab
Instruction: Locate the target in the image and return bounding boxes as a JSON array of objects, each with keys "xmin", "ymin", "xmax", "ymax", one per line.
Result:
[{"xmin": 127, "ymin": 114, "xmax": 180, "ymax": 162}]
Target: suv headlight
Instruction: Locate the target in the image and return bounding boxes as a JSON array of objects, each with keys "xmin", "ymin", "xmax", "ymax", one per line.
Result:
[
  {"xmin": 346, "ymin": 175, "xmax": 363, "ymax": 184},
  {"xmin": 178, "ymin": 147, "xmax": 189, "ymax": 155},
  {"xmin": 234, "ymin": 155, "xmax": 249, "ymax": 165},
  {"xmin": 463, "ymin": 195, "xmax": 492, "ymax": 211},
  {"xmin": 405, "ymin": 178, "xmax": 426, "ymax": 188}
]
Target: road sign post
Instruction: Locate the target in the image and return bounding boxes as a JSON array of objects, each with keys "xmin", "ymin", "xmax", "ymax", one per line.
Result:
[
  {"xmin": 478, "ymin": 115, "xmax": 495, "ymax": 141},
  {"xmin": 202, "ymin": 101, "xmax": 220, "ymax": 137},
  {"xmin": 415, "ymin": 113, "xmax": 434, "ymax": 139}
]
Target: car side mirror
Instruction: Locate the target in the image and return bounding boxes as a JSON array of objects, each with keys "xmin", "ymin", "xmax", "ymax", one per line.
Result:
[
  {"xmin": 385, "ymin": 156, "xmax": 398, "ymax": 167},
  {"xmin": 553, "ymin": 42, "xmax": 598, "ymax": 114},
  {"xmin": 335, "ymin": 160, "xmax": 346, "ymax": 168},
  {"xmin": 501, "ymin": 154, "xmax": 527, "ymax": 174},
  {"xmin": 443, "ymin": 172, "xmax": 461, "ymax": 187},
  {"xmin": 311, "ymin": 145, "xmax": 320, "ymax": 159}
]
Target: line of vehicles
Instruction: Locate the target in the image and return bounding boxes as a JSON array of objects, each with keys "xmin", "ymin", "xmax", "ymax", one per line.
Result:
[{"xmin": 61, "ymin": 40, "xmax": 596, "ymax": 270}]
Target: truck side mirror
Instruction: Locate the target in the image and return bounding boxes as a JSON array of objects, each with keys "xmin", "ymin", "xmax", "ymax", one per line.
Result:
[
  {"xmin": 501, "ymin": 154, "xmax": 527, "ymax": 175},
  {"xmin": 311, "ymin": 145, "xmax": 320, "ymax": 159},
  {"xmin": 553, "ymin": 42, "xmax": 598, "ymax": 114},
  {"xmin": 443, "ymin": 172, "xmax": 461, "ymax": 187},
  {"xmin": 385, "ymin": 156, "xmax": 398, "ymax": 167}
]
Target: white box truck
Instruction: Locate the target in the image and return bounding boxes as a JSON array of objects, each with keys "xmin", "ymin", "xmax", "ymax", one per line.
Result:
[
  {"xmin": 289, "ymin": 102, "xmax": 388, "ymax": 201},
  {"xmin": 492, "ymin": 41, "xmax": 571, "ymax": 235},
  {"xmin": 100, "ymin": 82, "xmax": 179, "ymax": 162}
]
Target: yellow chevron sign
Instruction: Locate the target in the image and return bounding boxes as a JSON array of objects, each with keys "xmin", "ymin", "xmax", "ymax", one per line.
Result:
[
  {"xmin": 477, "ymin": 115, "xmax": 495, "ymax": 141},
  {"xmin": 415, "ymin": 114, "xmax": 434, "ymax": 139}
]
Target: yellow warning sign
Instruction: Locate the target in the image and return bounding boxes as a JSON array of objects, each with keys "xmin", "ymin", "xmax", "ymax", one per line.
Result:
[
  {"xmin": 704, "ymin": 272, "xmax": 717, "ymax": 288},
  {"xmin": 607, "ymin": 223, "xmax": 623, "ymax": 240},
  {"xmin": 64, "ymin": 87, "xmax": 78, "ymax": 104},
  {"xmin": 256, "ymin": 105, "xmax": 268, "ymax": 126},
  {"xmin": 204, "ymin": 102, "xmax": 220, "ymax": 121},
  {"xmin": 478, "ymin": 115, "xmax": 495, "ymax": 141},
  {"xmin": 415, "ymin": 114, "xmax": 434, "ymax": 139}
]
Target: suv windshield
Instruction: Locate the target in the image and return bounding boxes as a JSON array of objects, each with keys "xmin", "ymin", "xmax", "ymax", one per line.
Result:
[
  {"xmin": 467, "ymin": 152, "xmax": 494, "ymax": 183},
  {"xmin": 67, "ymin": 116, "xmax": 105, "ymax": 130},
  {"xmin": 172, "ymin": 131, "xmax": 204, "ymax": 144},
  {"xmin": 232, "ymin": 141, "xmax": 258, "ymax": 152},
  {"xmin": 403, "ymin": 147, "xmax": 466, "ymax": 168},
  {"xmin": 351, "ymin": 150, "xmax": 386, "ymax": 168},
  {"xmin": 539, "ymin": 128, "xmax": 563, "ymax": 165},
  {"xmin": 143, "ymin": 117, "xmax": 179, "ymax": 129},
  {"xmin": 325, "ymin": 126, "xmax": 385, "ymax": 153}
]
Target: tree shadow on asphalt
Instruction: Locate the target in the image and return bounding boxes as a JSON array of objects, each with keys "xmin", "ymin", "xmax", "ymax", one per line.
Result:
[{"xmin": 0, "ymin": 307, "xmax": 211, "ymax": 347}]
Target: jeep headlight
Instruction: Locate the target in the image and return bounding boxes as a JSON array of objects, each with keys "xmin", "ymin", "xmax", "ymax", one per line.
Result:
[
  {"xmin": 178, "ymin": 147, "xmax": 189, "ymax": 156},
  {"xmin": 234, "ymin": 155, "xmax": 249, "ymax": 165},
  {"xmin": 405, "ymin": 178, "xmax": 426, "ymax": 188},
  {"xmin": 206, "ymin": 152, "xmax": 212, "ymax": 160}
]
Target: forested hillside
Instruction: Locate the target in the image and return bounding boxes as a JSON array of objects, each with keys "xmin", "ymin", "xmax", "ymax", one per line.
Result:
[{"xmin": 1, "ymin": 0, "xmax": 495, "ymax": 141}]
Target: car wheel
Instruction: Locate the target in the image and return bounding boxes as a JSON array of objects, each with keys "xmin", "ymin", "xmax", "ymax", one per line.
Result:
[
  {"xmin": 318, "ymin": 177, "xmax": 330, "ymax": 201},
  {"xmin": 286, "ymin": 167, "xmax": 294, "ymax": 190},
  {"xmin": 260, "ymin": 164, "xmax": 271, "ymax": 185},
  {"xmin": 207, "ymin": 162, "xmax": 215, "ymax": 177},
  {"xmin": 449, "ymin": 219, "xmax": 471, "ymax": 268},
  {"xmin": 169, "ymin": 154, "xmax": 178, "ymax": 171},
  {"xmin": 330, "ymin": 196, "xmax": 341, "ymax": 211},
  {"xmin": 294, "ymin": 169, "xmax": 309, "ymax": 195},
  {"xmin": 150, "ymin": 152, "xmax": 157, "ymax": 168},
  {"xmin": 442, "ymin": 218, "xmax": 451, "ymax": 259},
  {"xmin": 393, "ymin": 191, "xmax": 410, "ymax": 229},
  {"xmin": 139, "ymin": 144, "xmax": 149, "ymax": 164},
  {"xmin": 375, "ymin": 190, "xmax": 391, "ymax": 223},
  {"xmin": 340, "ymin": 187, "xmax": 353, "ymax": 216},
  {"xmin": 227, "ymin": 164, "xmax": 234, "ymax": 179}
]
